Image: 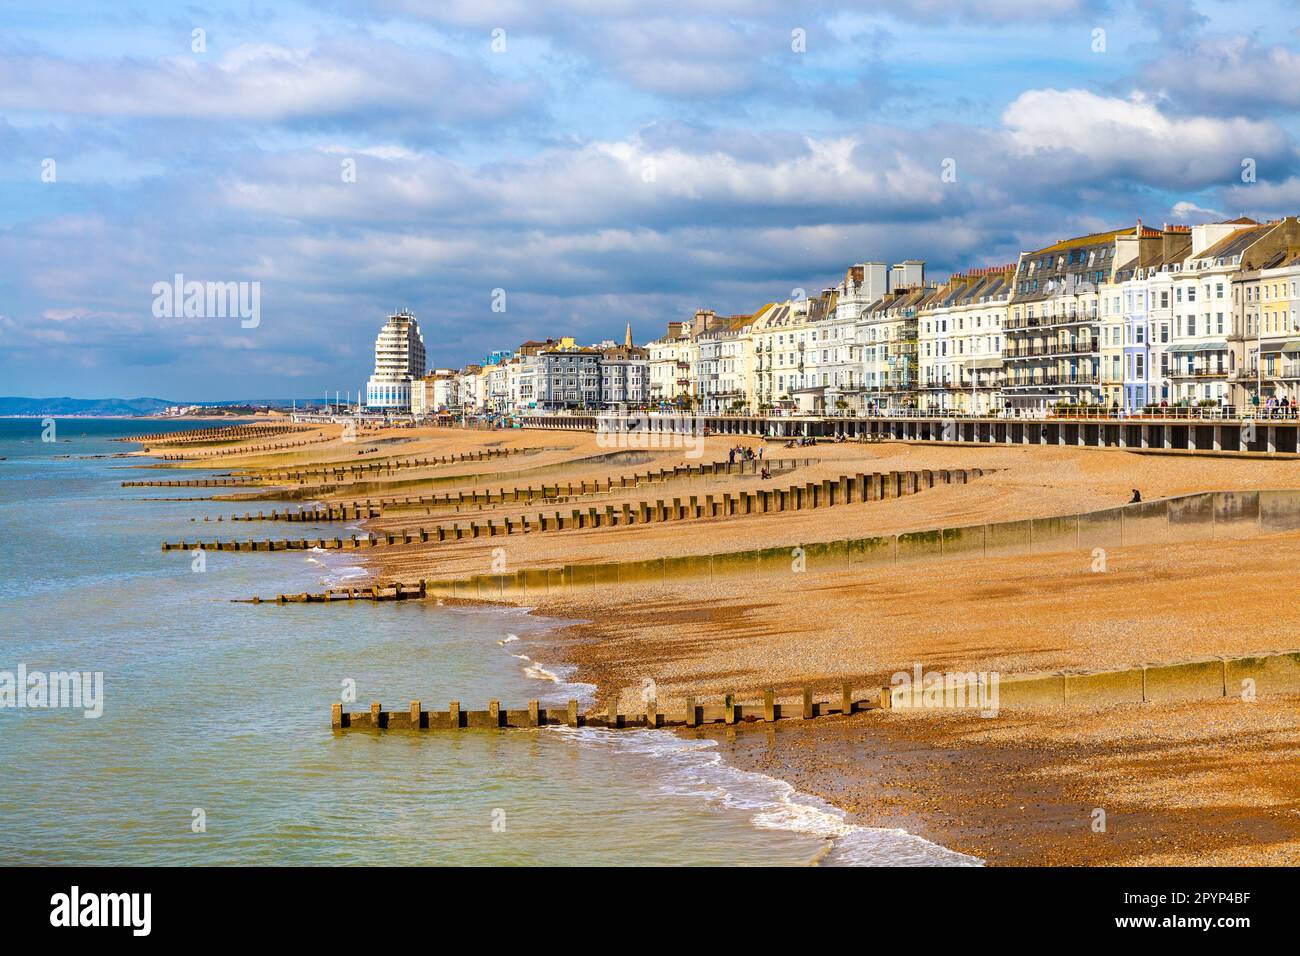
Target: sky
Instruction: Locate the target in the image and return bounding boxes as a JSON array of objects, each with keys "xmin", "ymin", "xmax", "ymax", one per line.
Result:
[{"xmin": 3, "ymin": 0, "xmax": 1300, "ymax": 400}]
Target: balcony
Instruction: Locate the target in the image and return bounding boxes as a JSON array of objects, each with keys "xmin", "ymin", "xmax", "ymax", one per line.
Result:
[
  {"xmin": 1006, "ymin": 313, "xmax": 1096, "ymax": 332},
  {"xmin": 1005, "ymin": 371, "xmax": 1102, "ymax": 387},
  {"xmin": 1004, "ymin": 341, "xmax": 1100, "ymax": 359}
]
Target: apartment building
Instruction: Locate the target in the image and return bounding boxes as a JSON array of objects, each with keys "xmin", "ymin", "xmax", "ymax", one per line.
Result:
[
  {"xmin": 917, "ymin": 266, "xmax": 1013, "ymax": 415},
  {"xmin": 537, "ymin": 346, "xmax": 602, "ymax": 409},
  {"xmin": 647, "ymin": 320, "xmax": 696, "ymax": 406},
  {"xmin": 1004, "ymin": 229, "xmax": 1138, "ymax": 410},
  {"xmin": 1254, "ymin": 251, "xmax": 1300, "ymax": 406},
  {"xmin": 364, "ymin": 310, "xmax": 427, "ymax": 411},
  {"xmin": 600, "ymin": 327, "xmax": 650, "ymax": 407},
  {"xmin": 410, "ymin": 369, "xmax": 458, "ymax": 418},
  {"xmin": 1216, "ymin": 218, "xmax": 1300, "ymax": 407},
  {"xmin": 801, "ymin": 291, "xmax": 871, "ymax": 413},
  {"xmin": 695, "ymin": 314, "xmax": 754, "ymax": 413},
  {"xmin": 1106, "ymin": 225, "xmax": 1192, "ymax": 412},
  {"xmin": 748, "ymin": 297, "xmax": 829, "ymax": 412},
  {"xmin": 859, "ymin": 281, "xmax": 934, "ymax": 413}
]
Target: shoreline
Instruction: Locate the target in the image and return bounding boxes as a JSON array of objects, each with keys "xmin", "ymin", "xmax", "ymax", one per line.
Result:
[
  {"xmin": 530, "ymin": 596, "xmax": 1300, "ymax": 866},
  {"xmin": 322, "ymin": 533, "xmax": 984, "ymax": 866},
  {"xmin": 509, "ymin": 562, "xmax": 1300, "ymax": 866}
]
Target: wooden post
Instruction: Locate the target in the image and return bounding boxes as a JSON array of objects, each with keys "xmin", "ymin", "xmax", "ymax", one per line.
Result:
[
  {"xmin": 489, "ymin": 699, "xmax": 500, "ymax": 727},
  {"xmin": 724, "ymin": 693, "xmax": 736, "ymax": 725},
  {"xmin": 567, "ymin": 699, "xmax": 579, "ymax": 727},
  {"xmin": 528, "ymin": 700, "xmax": 540, "ymax": 728},
  {"xmin": 802, "ymin": 687, "xmax": 813, "ymax": 720},
  {"xmin": 879, "ymin": 686, "xmax": 893, "ymax": 710},
  {"xmin": 685, "ymin": 695, "xmax": 697, "ymax": 728},
  {"xmin": 607, "ymin": 700, "xmax": 619, "ymax": 729},
  {"xmin": 763, "ymin": 690, "xmax": 775, "ymax": 722},
  {"xmin": 370, "ymin": 701, "xmax": 382, "ymax": 728},
  {"xmin": 331, "ymin": 702, "xmax": 343, "ymax": 729},
  {"xmin": 841, "ymin": 683, "xmax": 853, "ymax": 716},
  {"xmin": 410, "ymin": 700, "xmax": 421, "ymax": 729},
  {"xmin": 646, "ymin": 699, "xmax": 658, "ymax": 729},
  {"xmin": 449, "ymin": 700, "xmax": 461, "ymax": 729}
]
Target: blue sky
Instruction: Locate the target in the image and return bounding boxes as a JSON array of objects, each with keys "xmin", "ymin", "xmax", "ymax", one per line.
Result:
[{"xmin": 3, "ymin": 0, "xmax": 1300, "ymax": 400}]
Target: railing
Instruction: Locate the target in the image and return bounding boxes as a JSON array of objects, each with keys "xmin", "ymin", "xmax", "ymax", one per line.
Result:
[
  {"xmin": 1005, "ymin": 373, "xmax": 1102, "ymax": 387},
  {"xmin": 1005, "ymin": 342, "xmax": 1100, "ymax": 358},
  {"xmin": 1005, "ymin": 313, "xmax": 1096, "ymax": 331}
]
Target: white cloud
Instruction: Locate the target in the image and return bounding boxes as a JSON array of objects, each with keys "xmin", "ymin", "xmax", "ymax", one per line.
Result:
[
  {"xmin": 1001, "ymin": 88, "xmax": 1293, "ymax": 189},
  {"xmin": 1140, "ymin": 35, "xmax": 1300, "ymax": 115},
  {"xmin": 0, "ymin": 40, "xmax": 534, "ymax": 123}
]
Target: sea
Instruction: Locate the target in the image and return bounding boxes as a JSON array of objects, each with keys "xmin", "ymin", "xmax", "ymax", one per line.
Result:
[{"xmin": 0, "ymin": 418, "xmax": 978, "ymax": 866}]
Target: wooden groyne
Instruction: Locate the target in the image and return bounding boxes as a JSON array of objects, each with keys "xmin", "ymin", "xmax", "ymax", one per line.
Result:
[
  {"xmin": 124, "ymin": 476, "xmax": 264, "ymax": 488},
  {"xmin": 157, "ymin": 433, "xmax": 333, "ymax": 460},
  {"xmin": 243, "ymin": 488, "xmax": 1300, "ymax": 601},
  {"xmin": 164, "ymin": 467, "xmax": 986, "ymax": 552},
  {"xmin": 251, "ymin": 446, "xmax": 535, "ymax": 483},
  {"xmin": 128, "ymin": 424, "xmax": 309, "ymax": 445},
  {"xmin": 237, "ymin": 582, "xmax": 427, "ymax": 603},
  {"xmin": 334, "ymin": 683, "xmax": 870, "ymax": 731},
  {"xmin": 333, "ymin": 648, "xmax": 1300, "ymax": 731},
  {"xmin": 223, "ymin": 457, "xmax": 807, "ymax": 521},
  {"xmin": 208, "ymin": 505, "xmax": 382, "ymax": 522}
]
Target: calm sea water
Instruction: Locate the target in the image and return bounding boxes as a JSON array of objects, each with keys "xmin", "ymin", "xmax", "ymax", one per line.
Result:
[{"xmin": 0, "ymin": 418, "xmax": 976, "ymax": 866}]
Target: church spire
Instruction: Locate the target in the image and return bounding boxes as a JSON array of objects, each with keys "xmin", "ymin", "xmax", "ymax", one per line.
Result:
[{"xmin": 624, "ymin": 322, "xmax": 632, "ymax": 348}]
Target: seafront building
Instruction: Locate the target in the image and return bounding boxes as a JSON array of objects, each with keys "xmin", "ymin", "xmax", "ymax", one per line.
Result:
[
  {"xmin": 693, "ymin": 314, "xmax": 751, "ymax": 413},
  {"xmin": 749, "ymin": 296, "xmax": 833, "ymax": 412},
  {"xmin": 860, "ymin": 272, "xmax": 932, "ymax": 414},
  {"xmin": 647, "ymin": 320, "xmax": 696, "ymax": 406},
  {"xmin": 1254, "ymin": 251, "xmax": 1300, "ymax": 406},
  {"xmin": 410, "ymin": 369, "xmax": 458, "ymax": 417},
  {"xmin": 360, "ymin": 215, "xmax": 1300, "ymax": 420},
  {"xmin": 364, "ymin": 310, "xmax": 426, "ymax": 412},
  {"xmin": 599, "ymin": 325, "xmax": 651, "ymax": 407},
  {"xmin": 917, "ymin": 266, "xmax": 1013, "ymax": 415}
]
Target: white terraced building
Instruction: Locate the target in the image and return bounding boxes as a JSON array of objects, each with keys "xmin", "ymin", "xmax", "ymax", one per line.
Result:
[
  {"xmin": 917, "ymin": 266, "xmax": 1013, "ymax": 416},
  {"xmin": 365, "ymin": 310, "xmax": 427, "ymax": 411}
]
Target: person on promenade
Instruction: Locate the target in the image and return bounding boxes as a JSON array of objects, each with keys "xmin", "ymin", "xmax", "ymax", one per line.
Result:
[
  {"xmin": 728, "ymin": 447, "xmax": 735, "ymax": 465},
  {"xmin": 757, "ymin": 445, "xmax": 764, "ymax": 461},
  {"xmin": 1129, "ymin": 489, "xmax": 1142, "ymax": 503},
  {"xmin": 760, "ymin": 466, "xmax": 770, "ymax": 480}
]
